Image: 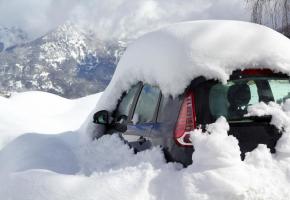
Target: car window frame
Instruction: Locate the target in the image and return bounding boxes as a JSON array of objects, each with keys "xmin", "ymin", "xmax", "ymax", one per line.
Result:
[
  {"xmin": 154, "ymin": 93, "xmax": 163, "ymax": 123},
  {"xmin": 128, "ymin": 83, "xmax": 162, "ymax": 125},
  {"xmin": 112, "ymin": 82, "xmax": 143, "ymax": 123}
]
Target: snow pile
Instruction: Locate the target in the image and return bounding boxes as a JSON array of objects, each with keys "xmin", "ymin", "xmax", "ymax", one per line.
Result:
[
  {"xmin": 186, "ymin": 115, "xmax": 290, "ymax": 199},
  {"xmin": 0, "ymin": 91, "xmax": 102, "ymax": 149},
  {"xmin": 96, "ymin": 20, "xmax": 290, "ymax": 112},
  {"xmin": 2, "ymin": 109, "xmax": 290, "ymax": 199},
  {"xmin": 190, "ymin": 117, "xmax": 241, "ymax": 170},
  {"xmin": 78, "ymin": 134, "xmax": 165, "ymax": 175}
]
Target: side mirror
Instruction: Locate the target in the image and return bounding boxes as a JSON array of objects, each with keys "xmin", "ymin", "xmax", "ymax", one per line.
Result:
[{"xmin": 93, "ymin": 110, "xmax": 109, "ymax": 125}]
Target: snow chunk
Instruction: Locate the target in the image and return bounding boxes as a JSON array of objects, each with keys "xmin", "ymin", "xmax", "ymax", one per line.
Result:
[
  {"xmin": 190, "ymin": 117, "xmax": 241, "ymax": 170},
  {"xmin": 244, "ymin": 144, "xmax": 274, "ymax": 168}
]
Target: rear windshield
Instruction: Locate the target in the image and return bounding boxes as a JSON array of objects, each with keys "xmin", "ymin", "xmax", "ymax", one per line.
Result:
[{"xmin": 195, "ymin": 77, "xmax": 290, "ymax": 123}]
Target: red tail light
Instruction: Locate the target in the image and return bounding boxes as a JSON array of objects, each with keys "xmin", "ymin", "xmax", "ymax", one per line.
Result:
[
  {"xmin": 241, "ymin": 69, "xmax": 273, "ymax": 76},
  {"xmin": 174, "ymin": 91, "xmax": 196, "ymax": 146}
]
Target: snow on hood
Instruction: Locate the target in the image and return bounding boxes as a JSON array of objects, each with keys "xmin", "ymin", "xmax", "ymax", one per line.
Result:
[{"xmin": 97, "ymin": 20, "xmax": 290, "ymax": 112}]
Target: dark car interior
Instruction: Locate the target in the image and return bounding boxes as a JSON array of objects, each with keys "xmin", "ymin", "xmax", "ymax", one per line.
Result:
[{"xmin": 194, "ymin": 74, "xmax": 290, "ymax": 158}]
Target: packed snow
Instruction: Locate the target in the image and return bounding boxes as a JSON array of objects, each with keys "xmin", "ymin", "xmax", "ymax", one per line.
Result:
[{"xmin": 1, "ymin": 91, "xmax": 290, "ymax": 199}]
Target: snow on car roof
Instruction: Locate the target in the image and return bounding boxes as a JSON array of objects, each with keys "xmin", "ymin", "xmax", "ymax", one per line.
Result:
[{"xmin": 97, "ymin": 20, "xmax": 290, "ymax": 111}]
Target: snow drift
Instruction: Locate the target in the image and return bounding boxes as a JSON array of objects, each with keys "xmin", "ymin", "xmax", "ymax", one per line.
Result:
[
  {"xmin": 2, "ymin": 97, "xmax": 290, "ymax": 199},
  {"xmin": 0, "ymin": 91, "xmax": 102, "ymax": 149}
]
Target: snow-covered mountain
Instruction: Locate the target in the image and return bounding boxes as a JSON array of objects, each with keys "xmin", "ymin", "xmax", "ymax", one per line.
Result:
[
  {"xmin": 0, "ymin": 23, "xmax": 126, "ymax": 98},
  {"xmin": 0, "ymin": 26, "xmax": 29, "ymax": 52}
]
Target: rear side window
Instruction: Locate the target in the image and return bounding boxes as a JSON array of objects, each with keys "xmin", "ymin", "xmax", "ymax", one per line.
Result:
[
  {"xmin": 115, "ymin": 84, "xmax": 140, "ymax": 119},
  {"xmin": 132, "ymin": 84, "xmax": 160, "ymax": 124},
  {"xmin": 209, "ymin": 80, "xmax": 260, "ymax": 120},
  {"xmin": 207, "ymin": 77, "xmax": 290, "ymax": 121}
]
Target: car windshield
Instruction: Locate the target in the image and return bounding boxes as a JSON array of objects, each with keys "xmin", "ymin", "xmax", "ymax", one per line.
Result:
[{"xmin": 208, "ymin": 77, "xmax": 290, "ymax": 121}]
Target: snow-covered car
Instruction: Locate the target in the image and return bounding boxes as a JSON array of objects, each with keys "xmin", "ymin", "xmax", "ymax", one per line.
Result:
[{"xmin": 92, "ymin": 20, "xmax": 290, "ymax": 166}]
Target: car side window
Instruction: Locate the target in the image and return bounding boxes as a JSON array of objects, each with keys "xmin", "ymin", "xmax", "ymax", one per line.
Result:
[
  {"xmin": 132, "ymin": 84, "xmax": 160, "ymax": 124},
  {"xmin": 157, "ymin": 94, "xmax": 181, "ymax": 123},
  {"xmin": 115, "ymin": 84, "xmax": 140, "ymax": 120},
  {"xmin": 209, "ymin": 80, "xmax": 260, "ymax": 120}
]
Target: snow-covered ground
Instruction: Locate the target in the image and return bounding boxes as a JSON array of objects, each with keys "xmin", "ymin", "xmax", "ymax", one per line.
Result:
[
  {"xmin": 0, "ymin": 91, "xmax": 102, "ymax": 149},
  {"xmin": 1, "ymin": 91, "xmax": 290, "ymax": 200}
]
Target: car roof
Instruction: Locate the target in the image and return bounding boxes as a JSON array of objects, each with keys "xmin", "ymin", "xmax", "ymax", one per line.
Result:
[{"xmin": 93, "ymin": 20, "xmax": 290, "ymax": 115}]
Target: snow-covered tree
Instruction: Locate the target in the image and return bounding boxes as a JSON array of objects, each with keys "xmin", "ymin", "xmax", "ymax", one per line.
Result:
[{"xmin": 247, "ymin": 0, "xmax": 290, "ymax": 37}]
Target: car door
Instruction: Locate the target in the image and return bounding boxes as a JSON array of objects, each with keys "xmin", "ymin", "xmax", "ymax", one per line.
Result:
[
  {"xmin": 108, "ymin": 82, "xmax": 142, "ymax": 133},
  {"xmin": 123, "ymin": 84, "xmax": 161, "ymax": 151}
]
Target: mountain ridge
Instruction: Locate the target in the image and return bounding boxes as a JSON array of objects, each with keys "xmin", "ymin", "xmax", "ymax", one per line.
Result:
[{"xmin": 0, "ymin": 23, "xmax": 126, "ymax": 98}]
